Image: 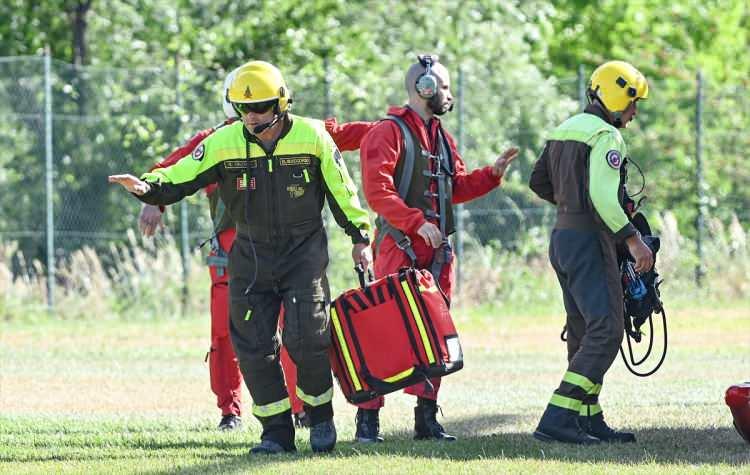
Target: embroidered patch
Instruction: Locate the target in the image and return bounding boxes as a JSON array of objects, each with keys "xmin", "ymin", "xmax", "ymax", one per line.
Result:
[
  {"xmin": 192, "ymin": 143, "xmax": 205, "ymax": 161},
  {"xmin": 606, "ymin": 149, "xmax": 622, "ymax": 169},
  {"xmin": 287, "ymin": 184, "xmax": 305, "ymax": 199},
  {"xmin": 236, "ymin": 175, "xmax": 256, "ymax": 191}
]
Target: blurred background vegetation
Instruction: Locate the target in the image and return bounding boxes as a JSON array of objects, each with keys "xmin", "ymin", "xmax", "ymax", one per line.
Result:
[{"xmin": 0, "ymin": 0, "xmax": 747, "ymax": 319}]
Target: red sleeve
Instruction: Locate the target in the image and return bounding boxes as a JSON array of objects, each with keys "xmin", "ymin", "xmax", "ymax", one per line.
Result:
[
  {"xmin": 325, "ymin": 117, "xmax": 377, "ymax": 152},
  {"xmin": 149, "ymin": 127, "xmax": 215, "ymax": 171},
  {"xmin": 147, "ymin": 127, "xmax": 217, "ymax": 209},
  {"xmin": 446, "ymin": 132, "xmax": 502, "ymax": 204},
  {"xmin": 361, "ymin": 121, "xmax": 427, "ymax": 235}
]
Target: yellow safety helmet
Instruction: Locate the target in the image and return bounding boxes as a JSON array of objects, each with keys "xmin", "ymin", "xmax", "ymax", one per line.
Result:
[
  {"xmin": 226, "ymin": 61, "xmax": 290, "ymax": 113},
  {"xmin": 589, "ymin": 60, "xmax": 649, "ymax": 113}
]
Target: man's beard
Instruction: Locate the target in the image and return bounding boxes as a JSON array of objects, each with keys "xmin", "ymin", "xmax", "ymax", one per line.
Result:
[{"xmin": 429, "ymin": 96, "xmax": 452, "ymax": 116}]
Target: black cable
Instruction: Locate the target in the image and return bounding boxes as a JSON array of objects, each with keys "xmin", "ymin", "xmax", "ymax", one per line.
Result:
[
  {"xmin": 620, "ymin": 308, "xmax": 668, "ymax": 377},
  {"xmin": 242, "ymin": 138, "xmax": 258, "ymax": 295},
  {"xmin": 626, "ymin": 156, "xmax": 646, "ymax": 198}
]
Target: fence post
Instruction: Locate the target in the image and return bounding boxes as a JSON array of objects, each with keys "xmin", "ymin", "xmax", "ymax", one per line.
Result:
[
  {"xmin": 175, "ymin": 56, "xmax": 190, "ymax": 312},
  {"xmin": 455, "ymin": 64, "xmax": 465, "ymax": 295},
  {"xmin": 324, "ymin": 54, "xmax": 333, "ymax": 118},
  {"xmin": 695, "ymin": 70, "xmax": 706, "ymax": 287},
  {"xmin": 44, "ymin": 45, "xmax": 55, "ymax": 312},
  {"xmin": 577, "ymin": 64, "xmax": 586, "ymax": 109}
]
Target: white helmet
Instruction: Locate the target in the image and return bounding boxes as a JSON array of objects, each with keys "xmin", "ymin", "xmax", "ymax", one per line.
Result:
[{"xmin": 222, "ymin": 67, "xmax": 241, "ymax": 119}]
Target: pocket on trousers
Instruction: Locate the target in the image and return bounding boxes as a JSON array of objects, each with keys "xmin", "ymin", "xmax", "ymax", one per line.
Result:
[{"xmin": 284, "ymin": 289, "xmax": 330, "ymax": 354}]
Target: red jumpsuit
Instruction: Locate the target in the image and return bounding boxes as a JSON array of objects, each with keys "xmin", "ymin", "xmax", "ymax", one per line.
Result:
[
  {"xmin": 153, "ymin": 117, "xmax": 375, "ymax": 417},
  {"xmin": 359, "ymin": 106, "xmax": 503, "ymax": 409}
]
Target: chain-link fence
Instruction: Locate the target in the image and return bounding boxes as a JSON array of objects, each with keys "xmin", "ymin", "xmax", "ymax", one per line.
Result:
[{"xmin": 0, "ymin": 53, "xmax": 748, "ymax": 312}]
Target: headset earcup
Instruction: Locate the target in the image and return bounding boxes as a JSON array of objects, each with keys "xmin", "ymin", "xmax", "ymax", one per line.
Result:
[{"xmin": 416, "ymin": 74, "xmax": 438, "ymax": 99}]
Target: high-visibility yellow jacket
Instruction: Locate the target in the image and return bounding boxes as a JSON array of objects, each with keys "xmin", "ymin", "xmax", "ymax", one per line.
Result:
[{"xmin": 138, "ymin": 115, "xmax": 371, "ymax": 243}]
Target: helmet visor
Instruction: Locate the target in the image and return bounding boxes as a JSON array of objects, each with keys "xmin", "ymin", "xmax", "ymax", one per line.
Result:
[{"xmin": 234, "ymin": 99, "xmax": 277, "ymax": 115}]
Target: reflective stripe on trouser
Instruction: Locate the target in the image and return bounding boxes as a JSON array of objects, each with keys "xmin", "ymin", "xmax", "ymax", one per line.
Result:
[
  {"xmin": 579, "ymin": 403, "xmax": 603, "ymax": 416},
  {"xmin": 253, "ymin": 397, "xmax": 292, "ymax": 417},
  {"xmin": 296, "ymin": 386, "xmax": 333, "ymax": 407},
  {"xmin": 548, "ymin": 229, "xmax": 624, "ymax": 406},
  {"xmin": 548, "ymin": 371, "xmax": 603, "ymax": 411}
]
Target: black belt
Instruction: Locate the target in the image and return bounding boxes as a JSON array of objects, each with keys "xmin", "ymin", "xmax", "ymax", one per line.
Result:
[{"xmin": 554, "ymin": 212, "xmax": 599, "ymax": 231}]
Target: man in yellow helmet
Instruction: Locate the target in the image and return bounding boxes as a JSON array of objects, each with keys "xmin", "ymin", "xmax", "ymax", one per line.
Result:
[
  {"xmin": 109, "ymin": 61, "xmax": 372, "ymax": 454},
  {"xmin": 529, "ymin": 60, "xmax": 653, "ymax": 444}
]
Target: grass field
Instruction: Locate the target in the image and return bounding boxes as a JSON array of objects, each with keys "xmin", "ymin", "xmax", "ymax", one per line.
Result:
[{"xmin": 1, "ymin": 300, "xmax": 749, "ymax": 474}]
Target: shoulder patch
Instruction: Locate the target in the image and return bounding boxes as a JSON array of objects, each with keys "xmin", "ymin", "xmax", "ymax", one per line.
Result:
[
  {"xmin": 605, "ymin": 149, "xmax": 622, "ymax": 169},
  {"xmin": 192, "ymin": 143, "xmax": 205, "ymax": 161}
]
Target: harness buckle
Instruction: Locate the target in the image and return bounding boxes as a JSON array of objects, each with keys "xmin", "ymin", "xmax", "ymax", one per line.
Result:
[{"xmin": 396, "ymin": 235, "xmax": 412, "ymax": 250}]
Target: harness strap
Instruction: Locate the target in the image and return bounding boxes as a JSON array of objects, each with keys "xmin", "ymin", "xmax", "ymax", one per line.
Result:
[{"xmin": 374, "ymin": 115, "xmax": 418, "ymax": 265}]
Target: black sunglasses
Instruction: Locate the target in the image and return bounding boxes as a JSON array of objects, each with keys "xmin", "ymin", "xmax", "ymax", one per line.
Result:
[{"xmin": 233, "ymin": 99, "xmax": 277, "ymax": 115}]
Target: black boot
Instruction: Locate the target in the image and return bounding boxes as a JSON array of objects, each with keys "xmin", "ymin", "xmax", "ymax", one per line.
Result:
[
  {"xmin": 355, "ymin": 408, "xmax": 384, "ymax": 443},
  {"xmin": 218, "ymin": 414, "xmax": 242, "ymax": 431},
  {"xmin": 579, "ymin": 412, "xmax": 636, "ymax": 443},
  {"xmin": 414, "ymin": 398, "xmax": 456, "ymax": 441},
  {"xmin": 534, "ymin": 405, "xmax": 601, "ymax": 444},
  {"xmin": 310, "ymin": 418, "xmax": 337, "ymax": 452},
  {"xmin": 249, "ymin": 439, "xmax": 295, "ymax": 455},
  {"xmin": 249, "ymin": 410, "xmax": 296, "ymax": 455}
]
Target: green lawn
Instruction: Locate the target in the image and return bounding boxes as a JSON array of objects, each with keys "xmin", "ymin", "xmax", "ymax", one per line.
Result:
[{"xmin": 1, "ymin": 301, "xmax": 749, "ymax": 474}]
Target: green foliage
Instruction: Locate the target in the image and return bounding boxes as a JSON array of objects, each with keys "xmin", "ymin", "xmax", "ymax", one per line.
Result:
[{"xmin": 0, "ymin": 0, "xmax": 748, "ymax": 303}]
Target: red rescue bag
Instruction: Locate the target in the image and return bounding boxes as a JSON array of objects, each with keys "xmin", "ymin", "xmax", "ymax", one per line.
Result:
[
  {"xmin": 726, "ymin": 382, "xmax": 750, "ymax": 444},
  {"xmin": 329, "ymin": 267, "xmax": 463, "ymax": 403}
]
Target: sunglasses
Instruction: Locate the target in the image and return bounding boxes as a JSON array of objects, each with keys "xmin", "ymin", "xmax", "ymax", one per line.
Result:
[{"xmin": 234, "ymin": 100, "xmax": 277, "ymax": 115}]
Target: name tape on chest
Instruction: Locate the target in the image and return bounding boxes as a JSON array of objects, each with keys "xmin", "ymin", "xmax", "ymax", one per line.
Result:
[
  {"xmin": 224, "ymin": 160, "xmax": 257, "ymax": 169},
  {"xmin": 280, "ymin": 157, "xmax": 312, "ymax": 167}
]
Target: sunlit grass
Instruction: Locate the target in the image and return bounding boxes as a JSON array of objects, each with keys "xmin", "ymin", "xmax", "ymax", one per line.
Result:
[{"xmin": 1, "ymin": 301, "xmax": 748, "ymax": 474}]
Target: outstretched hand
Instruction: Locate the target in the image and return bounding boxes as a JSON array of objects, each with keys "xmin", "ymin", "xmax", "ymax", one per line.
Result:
[
  {"xmin": 108, "ymin": 174, "xmax": 150, "ymax": 196},
  {"xmin": 492, "ymin": 147, "xmax": 520, "ymax": 177}
]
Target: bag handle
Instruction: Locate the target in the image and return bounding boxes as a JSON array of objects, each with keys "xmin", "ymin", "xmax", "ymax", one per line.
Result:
[{"xmin": 354, "ymin": 264, "xmax": 375, "ymax": 289}]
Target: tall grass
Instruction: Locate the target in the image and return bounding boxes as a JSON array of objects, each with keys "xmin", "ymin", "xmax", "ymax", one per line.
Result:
[{"xmin": 0, "ymin": 212, "xmax": 747, "ymax": 321}]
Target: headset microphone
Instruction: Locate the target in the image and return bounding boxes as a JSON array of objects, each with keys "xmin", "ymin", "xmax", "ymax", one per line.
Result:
[{"xmin": 252, "ymin": 114, "xmax": 279, "ymax": 134}]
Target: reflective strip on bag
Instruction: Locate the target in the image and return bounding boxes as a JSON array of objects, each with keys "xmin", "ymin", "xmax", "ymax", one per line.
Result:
[
  {"xmin": 400, "ymin": 280, "xmax": 436, "ymax": 364},
  {"xmin": 562, "ymin": 371, "xmax": 597, "ymax": 394},
  {"xmin": 383, "ymin": 367, "xmax": 415, "ymax": 383},
  {"xmin": 296, "ymin": 386, "xmax": 333, "ymax": 407},
  {"xmin": 252, "ymin": 397, "xmax": 291, "ymax": 417},
  {"xmin": 549, "ymin": 393, "xmax": 582, "ymax": 411},
  {"xmin": 330, "ymin": 307, "xmax": 362, "ymax": 391}
]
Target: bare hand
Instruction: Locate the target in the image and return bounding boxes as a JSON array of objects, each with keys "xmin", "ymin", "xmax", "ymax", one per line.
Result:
[
  {"xmin": 352, "ymin": 243, "xmax": 372, "ymax": 269},
  {"xmin": 626, "ymin": 234, "xmax": 654, "ymax": 273},
  {"xmin": 492, "ymin": 147, "xmax": 520, "ymax": 177},
  {"xmin": 108, "ymin": 174, "xmax": 150, "ymax": 196},
  {"xmin": 138, "ymin": 204, "xmax": 163, "ymax": 237},
  {"xmin": 417, "ymin": 222, "xmax": 442, "ymax": 248}
]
